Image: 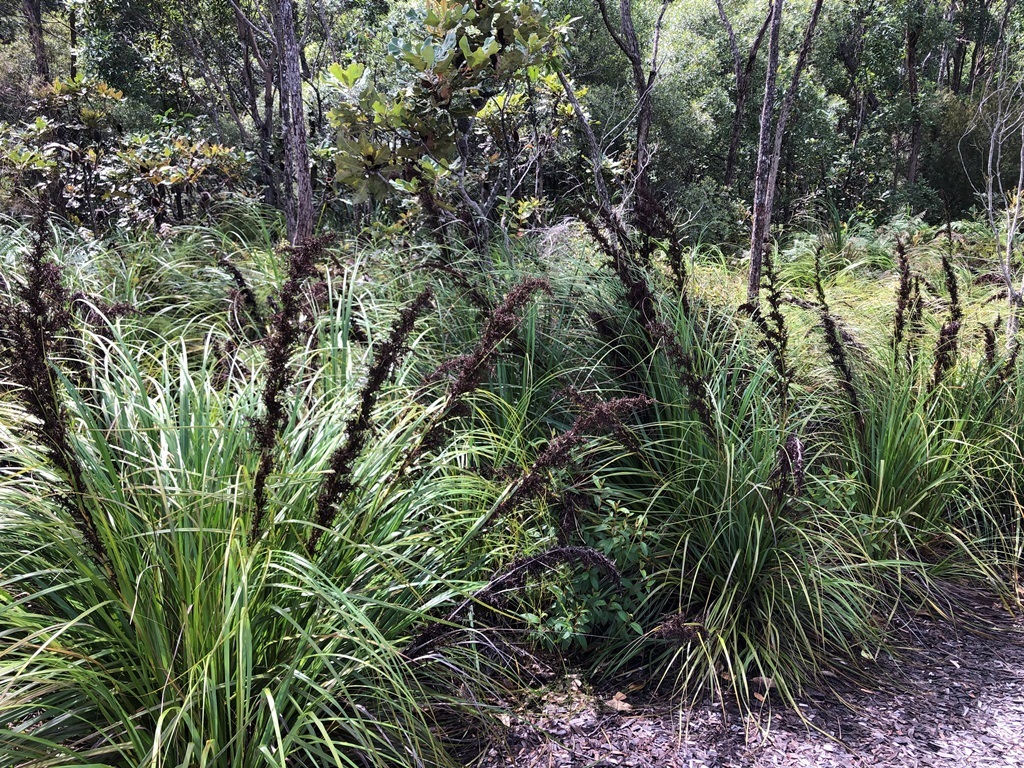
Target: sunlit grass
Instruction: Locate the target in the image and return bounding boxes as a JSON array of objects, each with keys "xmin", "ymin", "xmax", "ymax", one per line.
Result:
[{"xmin": 0, "ymin": 212, "xmax": 1021, "ymax": 766}]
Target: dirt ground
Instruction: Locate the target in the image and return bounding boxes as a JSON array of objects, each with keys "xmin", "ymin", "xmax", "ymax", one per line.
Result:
[{"xmin": 476, "ymin": 607, "xmax": 1024, "ymax": 767}]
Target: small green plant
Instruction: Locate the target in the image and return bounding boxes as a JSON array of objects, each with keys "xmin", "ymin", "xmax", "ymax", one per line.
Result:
[
  {"xmin": 0, "ymin": 77, "xmax": 247, "ymax": 229},
  {"xmin": 326, "ymin": 1, "xmax": 574, "ymax": 251}
]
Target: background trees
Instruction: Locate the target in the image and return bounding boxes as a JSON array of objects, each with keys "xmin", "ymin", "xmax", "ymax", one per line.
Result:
[
  {"xmin": 3, "ymin": 4, "xmax": 1024, "ymax": 765},
  {"xmin": 2, "ymin": 0, "xmax": 1021, "ymax": 250}
]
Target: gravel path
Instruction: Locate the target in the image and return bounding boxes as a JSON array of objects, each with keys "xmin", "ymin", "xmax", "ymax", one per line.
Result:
[{"xmin": 477, "ymin": 615, "xmax": 1024, "ymax": 767}]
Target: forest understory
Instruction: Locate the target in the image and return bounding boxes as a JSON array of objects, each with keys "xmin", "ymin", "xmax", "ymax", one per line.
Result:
[{"xmin": 2, "ymin": 1, "xmax": 1023, "ymax": 766}]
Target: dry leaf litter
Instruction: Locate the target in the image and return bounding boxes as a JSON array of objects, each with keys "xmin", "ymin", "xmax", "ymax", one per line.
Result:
[{"xmin": 475, "ymin": 613, "xmax": 1024, "ymax": 767}]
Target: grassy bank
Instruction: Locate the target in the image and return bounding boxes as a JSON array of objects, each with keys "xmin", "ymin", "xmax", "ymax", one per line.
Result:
[{"xmin": 1, "ymin": 211, "xmax": 1021, "ymax": 766}]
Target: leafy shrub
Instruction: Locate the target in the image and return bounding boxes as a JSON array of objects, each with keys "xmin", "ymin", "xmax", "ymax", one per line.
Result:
[
  {"xmin": 0, "ymin": 224, "xmax": 637, "ymax": 764},
  {"xmin": 326, "ymin": 1, "xmax": 576, "ymax": 250},
  {"xmin": 0, "ymin": 77, "xmax": 249, "ymax": 230}
]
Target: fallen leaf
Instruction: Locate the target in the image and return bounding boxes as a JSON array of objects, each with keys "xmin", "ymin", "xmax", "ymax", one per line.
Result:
[
  {"xmin": 750, "ymin": 676, "xmax": 775, "ymax": 691},
  {"xmin": 603, "ymin": 692, "xmax": 633, "ymax": 712}
]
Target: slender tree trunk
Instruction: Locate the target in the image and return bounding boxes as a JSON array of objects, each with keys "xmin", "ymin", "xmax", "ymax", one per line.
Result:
[
  {"xmin": 937, "ymin": 0, "xmax": 958, "ymax": 89},
  {"xmin": 557, "ymin": 70, "xmax": 620, "ymax": 233},
  {"xmin": 22, "ymin": 0, "xmax": 49, "ymax": 81},
  {"xmin": 980, "ymin": 0, "xmax": 1024, "ymax": 347},
  {"xmin": 235, "ymin": 13, "xmax": 281, "ymax": 210},
  {"xmin": 952, "ymin": 33, "xmax": 966, "ymax": 94},
  {"xmin": 838, "ymin": 3, "xmax": 867, "ymax": 142},
  {"xmin": 906, "ymin": 22, "xmax": 922, "ymax": 184},
  {"xmin": 716, "ymin": 2, "xmax": 772, "ymax": 188},
  {"xmin": 725, "ymin": 97, "xmax": 748, "ymax": 188},
  {"xmin": 747, "ymin": 0, "xmax": 783, "ymax": 302},
  {"xmin": 765, "ymin": 0, "xmax": 824, "ymax": 215},
  {"xmin": 594, "ymin": 0, "xmax": 669, "ymax": 221},
  {"xmin": 632, "ymin": 0, "xmax": 670, "ymax": 230},
  {"xmin": 619, "ymin": 0, "xmax": 654, "ymax": 184},
  {"xmin": 725, "ymin": 24, "xmax": 770, "ymax": 187},
  {"xmin": 261, "ymin": 59, "xmax": 279, "ymax": 209},
  {"xmin": 998, "ymin": 125, "xmax": 1024, "ymax": 346},
  {"xmin": 747, "ymin": 0, "xmax": 823, "ymax": 301},
  {"xmin": 270, "ymin": 0, "xmax": 314, "ymax": 244},
  {"xmin": 967, "ymin": 0, "xmax": 993, "ymax": 94},
  {"xmin": 69, "ymin": 4, "xmax": 77, "ymax": 80}
]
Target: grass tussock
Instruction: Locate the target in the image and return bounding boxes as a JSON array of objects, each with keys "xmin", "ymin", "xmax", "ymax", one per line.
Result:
[{"xmin": 0, "ymin": 209, "xmax": 1022, "ymax": 765}]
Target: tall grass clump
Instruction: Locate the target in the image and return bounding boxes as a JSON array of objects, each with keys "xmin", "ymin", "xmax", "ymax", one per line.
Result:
[
  {"xmin": 572, "ymin": 221, "xmax": 1020, "ymax": 707},
  {"xmin": 0, "ymin": 220, "xmax": 640, "ymax": 765},
  {"xmin": 565, "ymin": 281, "xmax": 893, "ymax": 707},
  {"xmin": 0, "ymin": 227, "xmax": 526, "ymax": 767},
  {"xmin": 809, "ymin": 231, "xmax": 1011, "ymax": 614}
]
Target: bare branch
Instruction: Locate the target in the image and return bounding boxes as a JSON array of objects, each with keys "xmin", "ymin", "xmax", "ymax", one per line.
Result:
[
  {"xmin": 715, "ymin": 0, "xmax": 742, "ymax": 73},
  {"xmin": 556, "ymin": 70, "xmax": 622, "ymax": 232},
  {"xmin": 593, "ymin": 0, "xmax": 631, "ymax": 56}
]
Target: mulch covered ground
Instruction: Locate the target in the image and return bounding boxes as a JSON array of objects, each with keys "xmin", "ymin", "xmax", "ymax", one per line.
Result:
[{"xmin": 476, "ymin": 602, "xmax": 1024, "ymax": 767}]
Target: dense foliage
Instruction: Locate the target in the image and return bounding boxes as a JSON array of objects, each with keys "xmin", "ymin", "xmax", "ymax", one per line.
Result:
[{"xmin": 1, "ymin": 0, "xmax": 1023, "ymax": 766}]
